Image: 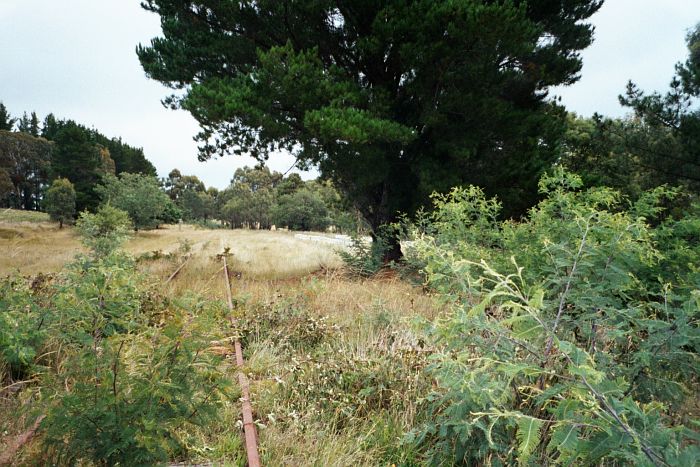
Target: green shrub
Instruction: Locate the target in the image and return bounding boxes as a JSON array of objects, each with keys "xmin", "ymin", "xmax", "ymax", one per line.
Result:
[
  {"xmin": 338, "ymin": 229, "xmax": 393, "ymax": 277},
  {"xmin": 0, "ymin": 211, "xmax": 231, "ymax": 465},
  {"xmin": 406, "ymin": 169, "xmax": 700, "ymax": 465},
  {"xmin": 0, "ymin": 278, "xmax": 47, "ymax": 377},
  {"xmin": 652, "ymin": 200, "xmax": 700, "ymax": 291},
  {"xmin": 40, "ymin": 253, "xmax": 230, "ymax": 465},
  {"xmin": 75, "ymin": 204, "xmax": 132, "ymax": 256},
  {"xmin": 43, "ymin": 300, "xmax": 229, "ymax": 465}
]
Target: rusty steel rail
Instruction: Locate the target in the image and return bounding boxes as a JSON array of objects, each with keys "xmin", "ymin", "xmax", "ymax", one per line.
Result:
[
  {"xmin": 222, "ymin": 255, "xmax": 261, "ymax": 467},
  {"xmin": 165, "ymin": 255, "xmax": 191, "ymax": 284},
  {"xmin": 0, "ymin": 415, "xmax": 45, "ymax": 466}
]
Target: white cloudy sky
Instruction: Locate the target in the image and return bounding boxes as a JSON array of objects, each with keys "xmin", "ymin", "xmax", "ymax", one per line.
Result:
[{"xmin": 1, "ymin": 1, "xmax": 699, "ymax": 189}]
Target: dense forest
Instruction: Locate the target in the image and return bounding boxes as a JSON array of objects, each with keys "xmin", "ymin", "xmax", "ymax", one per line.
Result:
[{"xmin": 1, "ymin": 1, "xmax": 698, "ymax": 465}]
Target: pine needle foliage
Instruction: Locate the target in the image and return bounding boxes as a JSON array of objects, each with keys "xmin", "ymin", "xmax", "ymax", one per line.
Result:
[{"xmin": 407, "ymin": 169, "xmax": 700, "ymax": 465}]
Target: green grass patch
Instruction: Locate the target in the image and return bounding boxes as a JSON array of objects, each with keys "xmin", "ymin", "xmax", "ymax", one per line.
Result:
[{"xmin": 0, "ymin": 208, "xmax": 50, "ymax": 223}]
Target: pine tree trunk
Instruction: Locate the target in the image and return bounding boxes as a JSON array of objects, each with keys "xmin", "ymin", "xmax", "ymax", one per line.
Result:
[
  {"xmin": 368, "ymin": 181, "xmax": 403, "ymax": 263},
  {"xmin": 384, "ymin": 236, "xmax": 403, "ymax": 263}
]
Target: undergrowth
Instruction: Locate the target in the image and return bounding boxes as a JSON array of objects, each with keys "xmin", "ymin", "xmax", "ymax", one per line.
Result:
[
  {"xmin": 0, "ymin": 206, "xmax": 235, "ymax": 465},
  {"xmin": 406, "ymin": 169, "xmax": 700, "ymax": 465},
  {"xmin": 228, "ymin": 288, "xmax": 433, "ymax": 465},
  {"xmin": 2, "ymin": 170, "xmax": 698, "ymax": 465}
]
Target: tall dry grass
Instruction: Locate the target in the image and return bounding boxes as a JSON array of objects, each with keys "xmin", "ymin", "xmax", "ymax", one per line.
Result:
[
  {"xmin": 1, "ymin": 223, "xmax": 343, "ymax": 277},
  {"xmin": 135, "ymin": 227, "xmax": 440, "ymax": 465},
  {"xmin": 0, "ymin": 221, "xmax": 84, "ymax": 274},
  {"xmin": 0, "ymin": 217, "xmax": 440, "ymax": 466}
]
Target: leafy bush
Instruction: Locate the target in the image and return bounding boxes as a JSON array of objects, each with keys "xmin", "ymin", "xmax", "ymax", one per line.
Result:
[
  {"xmin": 2, "ymin": 211, "xmax": 231, "ymax": 465},
  {"xmin": 407, "ymin": 169, "xmax": 700, "ymax": 465},
  {"xmin": 96, "ymin": 173, "xmax": 173, "ymax": 230},
  {"xmin": 43, "ymin": 295, "xmax": 229, "ymax": 465},
  {"xmin": 338, "ymin": 229, "xmax": 393, "ymax": 277},
  {"xmin": 0, "ymin": 278, "xmax": 47, "ymax": 377},
  {"xmin": 651, "ymin": 199, "xmax": 700, "ymax": 291},
  {"xmin": 52, "ymin": 252, "xmax": 145, "ymax": 339},
  {"xmin": 34, "ymin": 251, "xmax": 231, "ymax": 465},
  {"xmin": 75, "ymin": 204, "xmax": 131, "ymax": 256}
]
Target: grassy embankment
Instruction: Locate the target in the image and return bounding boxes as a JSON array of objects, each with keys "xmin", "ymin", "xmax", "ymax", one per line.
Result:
[{"xmin": 0, "ymin": 210, "xmax": 439, "ymax": 465}]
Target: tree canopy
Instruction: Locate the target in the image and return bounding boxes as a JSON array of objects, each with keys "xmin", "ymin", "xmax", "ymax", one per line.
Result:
[
  {"xmin": 96, "ymin": 173, "xmax": 173, "ymax": 231},
  {"xmin": 42, "ymin": 116, "xmax": 157, "ymax": 179},
  {"xmin": 0, "ymin": 102, "xmax": 15, "ymax": 131},
  {"xmin": 0, "ymin": 130, "xmax": 52, "ymax": 210},
  {"xmin": 44, "ymin": 178, "xmax": 76, "ymax": 228},
  {"xmin": 560, "ymin": 23, "xmax": 700, "ymax": 199},
  {"xmin": 0, "ymin": 103, "xmax": 158, "ymax": 214},
  {"xmin": 272, "ymin": 188, "xmax": 330, "ymax": 231},
  {"xmin": 138, "ymin": 0, "xmax": 603, "ymax": 255},
  {"xmin": 217, "ymin": 166, "xmax": 277, "ymax": 228},
  {"xmin": 50, "ymin": 122, "xmax": 106, "ymax": 212}
]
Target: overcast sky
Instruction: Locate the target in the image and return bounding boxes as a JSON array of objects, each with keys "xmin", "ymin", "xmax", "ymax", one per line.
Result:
[{"xmin": 1, "ymin": 1, "xmax": 699, "ymax": 189}]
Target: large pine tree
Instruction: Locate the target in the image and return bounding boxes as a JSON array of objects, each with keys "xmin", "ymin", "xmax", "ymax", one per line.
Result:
[
  {"xmin": 0, "ymin": 102, "xmax": 16, "ymax": 131},
  {"xmin": 138, "ymin": 0, "xmax": 603, "ymax": 256},
  {"xmin": 50, "ymin": 122, "xmax": 103, "ymax": 212}
]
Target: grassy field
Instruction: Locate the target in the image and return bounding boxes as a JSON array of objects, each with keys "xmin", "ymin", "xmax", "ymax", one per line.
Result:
[
  {"xmin": 0, "ymin": 208, "xmax": 50, "ymax": 223},
  {"xmin": 0, "ymin": 218, "xmax": 343, "ymax": 277},
  {"xmin": 1, "ymin": 214, "xmax": 439, "ymax": 466}
]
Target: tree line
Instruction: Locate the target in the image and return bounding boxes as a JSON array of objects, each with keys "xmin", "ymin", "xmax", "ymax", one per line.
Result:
[
  {"xmin": 6, "ymin": 2, "xmax": 700, "ymax": 244},
  {"xmin": 73, "ymin": 165, "xmax": 359, "ymax": 232},
  {"xmin": 0, "ymin": 104, "xmax": 156, "ymax": 212},
  {"xmin": 138, "ymin": 1, "xmax": 700, "ymax": 260},
  {"xmin": 0, "ymin": 103, "xmax": 359, "ymax": 233},
  {"xmin": 91, "ymin": 164, "xmax": 360, "ymax": 232}
]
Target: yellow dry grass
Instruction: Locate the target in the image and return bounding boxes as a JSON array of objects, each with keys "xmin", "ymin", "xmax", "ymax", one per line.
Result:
[
  {"xmin": 0, "ymin": 221, "xmax": 84, "ymax": 275},
  {"xmin": 0, "ymin": 216, "xmax": 441, "ymax": 466},
  {"xmin": 0, "ymin": 222, "xmax": 343, "ymax": 277}
]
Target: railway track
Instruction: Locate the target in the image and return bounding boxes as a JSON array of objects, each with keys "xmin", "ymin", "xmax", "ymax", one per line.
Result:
[
  {"xmin": 165, "ymin": 247, "xmax": 262, "ymax": 466},
  {"xmin": 221, "ymin": 254, "xmax": 261, "ymax": 466}
]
